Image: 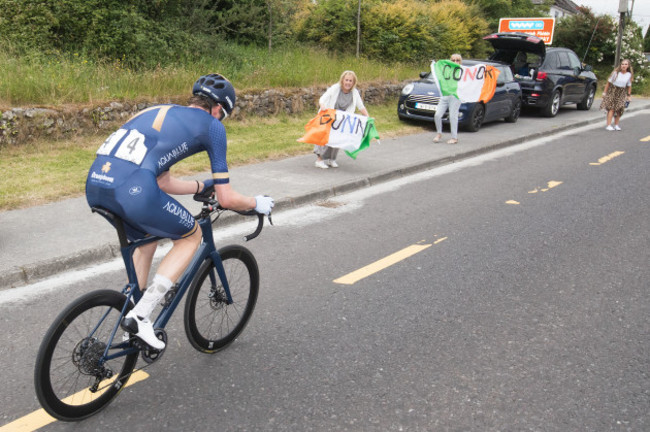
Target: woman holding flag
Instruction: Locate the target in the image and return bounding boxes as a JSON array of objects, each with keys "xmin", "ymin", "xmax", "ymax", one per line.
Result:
[
  {"xmin": 314, "ymin": 70, "xmax": 369, "ymax": 169},
  {"xmin": 433, "ymin": 54, "xmax": 463, "ymax": 145}
]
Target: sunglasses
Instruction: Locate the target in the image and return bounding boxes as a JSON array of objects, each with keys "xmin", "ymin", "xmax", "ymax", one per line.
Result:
[{"xmin": 219, "ymin": 104, "xmax": 228, "ymax": 120}]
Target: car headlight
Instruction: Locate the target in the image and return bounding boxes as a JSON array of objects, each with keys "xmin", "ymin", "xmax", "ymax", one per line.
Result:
[{"xmin": 401, "ymin": 84, "xmax": 414, "ymax": 95}]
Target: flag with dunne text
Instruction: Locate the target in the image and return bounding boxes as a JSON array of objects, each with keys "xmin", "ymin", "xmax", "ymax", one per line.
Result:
[
  {"xmin": 431, "ymin": 60, "xmax": 500, "ymax": 103},
  {"xmin": 297, "ymin": 109, "xmax": 379, "ymax": 159}
]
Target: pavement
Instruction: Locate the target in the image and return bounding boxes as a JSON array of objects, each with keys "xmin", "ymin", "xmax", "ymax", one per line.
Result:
[{"xmin": 1, "ymin": 98, "xmax": 649, "ymax": 290}]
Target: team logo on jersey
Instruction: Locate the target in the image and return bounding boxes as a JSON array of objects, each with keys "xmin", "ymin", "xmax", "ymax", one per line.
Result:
[
  {"xmin": 163, "ymin": 201, "xmax": 195, "ymax": 229},
  {"xmin": 157, "ymin": 142, "xmax": 189, "ymax": 169},
  {"xmin": 129, "ymin": 186, "xmax": 143, "ymax": 196},
  {"xmin": 90, "ymin": 161, "xmax": 115, "ymax": 184}
]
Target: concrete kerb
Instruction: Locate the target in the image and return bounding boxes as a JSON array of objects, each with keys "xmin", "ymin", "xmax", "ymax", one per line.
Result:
[{"xmin": 1, "ymin": 105, "xmax": 645, "ymax": 290}]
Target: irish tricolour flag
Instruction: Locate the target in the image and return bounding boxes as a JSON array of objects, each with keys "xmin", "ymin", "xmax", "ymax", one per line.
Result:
[
  {"xmin": 297, "ymin": 109, "xmax": 379, "ymax": 159},
  {"xmin": 431, "ymin": 60, "xmax": 500, "ymax": 103}
]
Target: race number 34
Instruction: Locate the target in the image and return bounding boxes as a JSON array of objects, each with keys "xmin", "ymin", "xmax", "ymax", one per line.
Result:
[{"xmin": 97, "ymin": 128, "xmax": 148, "ymax": 165}]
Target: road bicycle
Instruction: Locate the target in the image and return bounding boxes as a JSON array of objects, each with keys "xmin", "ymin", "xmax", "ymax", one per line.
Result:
[{"xmin": 34, "ymin": 190, "xmax": 269, "ymax": 421}]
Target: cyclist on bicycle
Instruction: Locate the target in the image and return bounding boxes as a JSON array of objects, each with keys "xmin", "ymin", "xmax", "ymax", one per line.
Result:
[{"xmin": 86, "ymin": 74, "xmax": 274, "ymax": 350}]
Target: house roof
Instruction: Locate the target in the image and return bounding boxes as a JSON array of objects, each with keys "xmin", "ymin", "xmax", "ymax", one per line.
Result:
[
  {"xmin": 554, "ymin": 0, "xmax": 580, "ymax": 14},
  {"xmin": 531, "ymin": 0, "xmax": 580, "ymax": 14}
]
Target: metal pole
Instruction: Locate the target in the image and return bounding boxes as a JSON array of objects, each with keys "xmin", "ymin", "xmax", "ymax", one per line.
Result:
[
  {"xmin": 356, "ymin": 0, "xmax": 361, "ymax": 58},
  {"xmin": 616, "ymin": 0, "xmax": 627, "ymax": 66},
  {"xmin": 615, "ymin": 12, "xmax": 624, "ymax": 66}
]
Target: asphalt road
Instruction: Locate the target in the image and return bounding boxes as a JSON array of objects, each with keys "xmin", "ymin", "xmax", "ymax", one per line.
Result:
[{"xmin": 1, "ymin": 113, "xmax": 649, "ymax": 431}]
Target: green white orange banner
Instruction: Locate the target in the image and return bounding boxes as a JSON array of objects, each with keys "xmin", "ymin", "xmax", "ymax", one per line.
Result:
[
  {"xmin": 298, "ymin": 109, "xmax": 379, "ymax": 159},
  {"xmin": 431, "ymin": 60, "xmax": 500, "ymax": 103}
]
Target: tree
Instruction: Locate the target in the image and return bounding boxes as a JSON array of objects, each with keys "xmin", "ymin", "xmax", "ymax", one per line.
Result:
[
  {"xmin": 644, "ymin": 25, "xmax": 650, "ymax": 52},
  {"xmin": 264, "ymin": 0, "xmax": 302, "ymax": 52},
  {"xmin": 554, "ymin": 7, "xmax": 616, "ymax": 65},
  {"xmin": 465, "ymin": 0, "xmax": 551, "ymax": 31}
]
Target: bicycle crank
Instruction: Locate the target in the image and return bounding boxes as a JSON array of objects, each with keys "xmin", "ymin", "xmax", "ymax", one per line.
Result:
[{"xmin": 140, "ymin": 328, "xmax": 167, "ymax": 364}]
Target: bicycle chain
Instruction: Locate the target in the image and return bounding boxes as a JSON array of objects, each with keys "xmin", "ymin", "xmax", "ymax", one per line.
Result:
[{"xmin": 91, "ymin": 337, "xmax": 165, "ymax": 394}]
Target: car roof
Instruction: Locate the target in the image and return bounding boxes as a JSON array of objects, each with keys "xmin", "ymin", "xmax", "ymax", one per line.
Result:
[
  {"xmin": 483, "ymin": 32, "xmax": 546, "ymax": 56},
  {"xmin": 462, "ymin": 59, "xmax": 510, "ymax": 68}
]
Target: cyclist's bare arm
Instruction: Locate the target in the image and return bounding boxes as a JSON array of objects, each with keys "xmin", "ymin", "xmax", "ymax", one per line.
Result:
[
  {"xmin": 214, "ymin": 183, "xmax": 256, "ymax": 211},
  {"xmin": 157, "ymin": 171, "xmax": 203, "ymax": 195},
  {"xmin": 157, "ymin": 172, "xmax": 257, "ymax": 212}
]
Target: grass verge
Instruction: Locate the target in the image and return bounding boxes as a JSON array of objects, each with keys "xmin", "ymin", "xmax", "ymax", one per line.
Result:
[{"xmin": 0, "ymin": 44, "xmax": 421, "ymax": 107}]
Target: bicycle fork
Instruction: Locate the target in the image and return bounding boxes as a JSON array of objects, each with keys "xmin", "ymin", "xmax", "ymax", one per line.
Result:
[{"xmin": 209, "ymin": 250, "xmax": 234, "ymax": 304}]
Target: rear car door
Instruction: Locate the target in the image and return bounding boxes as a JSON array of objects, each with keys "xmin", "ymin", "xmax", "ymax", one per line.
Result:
[
  {"xmin": 567, "ymin": 50, "xmax": 590, "ymax": 101},
  {"xmin": 557, "ymin": 51, "xmax": 582, "ymax": 101}
]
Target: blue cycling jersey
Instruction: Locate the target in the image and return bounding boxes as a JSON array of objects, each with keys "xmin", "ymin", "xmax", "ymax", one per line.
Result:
[{"xmin": 86, "ymin": 105, "xmax": 230, "ymax": 240}]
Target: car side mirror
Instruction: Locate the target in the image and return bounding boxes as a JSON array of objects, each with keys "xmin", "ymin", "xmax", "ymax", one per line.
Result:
[
  {"xmin": 419, "ymin": 72, "xmax": 429, "ymax": 79},
  {"xmin": 583, "ymin": 64, "xmax": 593, "ymax": 72}
]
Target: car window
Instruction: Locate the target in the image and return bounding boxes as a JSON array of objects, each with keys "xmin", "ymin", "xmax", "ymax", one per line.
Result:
[
  {"xmin": 490, "ymin": 50, "xmax": 516, "ymax": 64},
  {"xmin": 527, "ymin": 53, "xmax": 542, "ymax": 68},
  {"xmin": 557, "ymin": 52, "xmax": 571, "ymax": 69},
  {"xmin": 567, "ymin": 51, "xmax": 581, "ymax": 69},
  {"xmin": 543, "ymin": 52, "xmax": 558, "ymax": 69},
  {"xmin": 497, "ymin": 66, "xmax": 513, "ymax": 83}
]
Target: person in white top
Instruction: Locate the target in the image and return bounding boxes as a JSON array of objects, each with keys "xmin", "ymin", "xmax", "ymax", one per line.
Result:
[
  {"xmin": 314, "ymin": 70, "xmax": 369, "ymax": 169},
  {"xmin": 600, "ymin": 59, "xmax": 633, "ymax": 131}
]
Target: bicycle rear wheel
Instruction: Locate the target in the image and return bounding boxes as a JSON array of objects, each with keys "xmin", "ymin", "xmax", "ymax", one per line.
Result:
[
  {"xmin": 184, "ymin": 245, "xmax": 259, "ymax": 353},
  {"xmin": 34, "ymin": 290, "xmax": 138, "ymax": 421}
]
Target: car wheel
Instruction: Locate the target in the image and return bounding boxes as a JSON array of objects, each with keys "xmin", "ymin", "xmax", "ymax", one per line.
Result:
[
  {"xmin": 464, "ymin": 104, "xmax": 485, "ymax": 132},
  {"xmin": 504, "ymin": 99, "xmax": 521, "ymax": 123},
  {"xmin": 577, "ymin": 86, "xmax": 595, "ymax": 111},
  {"xmin": 542, "ymin": 90, "xmax": 561, "ymax": 117}
]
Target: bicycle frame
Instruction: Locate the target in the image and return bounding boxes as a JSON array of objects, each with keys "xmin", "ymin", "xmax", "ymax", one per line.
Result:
[{"xmin": 91, "ymin": 206, "xmax": 232, "ymax": 362}]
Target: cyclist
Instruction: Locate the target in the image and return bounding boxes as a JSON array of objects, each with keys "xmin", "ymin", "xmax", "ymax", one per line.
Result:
[{"xmin": 86, "ymin": 74, "xmax": 274, "ymax": 350}]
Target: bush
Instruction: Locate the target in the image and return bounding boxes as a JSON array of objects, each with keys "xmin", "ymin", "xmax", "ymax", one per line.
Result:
[
  {"xmin": 615, "ymin": 24, "xmax": 650, "ymax": 85},
  {"xmin": 555, "ymin": 7, "xmax": 649, "ymax": 85},
  {"xmin": 294, "ymin": 0, "xmax": 488, "ymax": 63}
]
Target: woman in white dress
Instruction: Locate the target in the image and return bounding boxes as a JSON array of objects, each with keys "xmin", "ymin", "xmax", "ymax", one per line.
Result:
[
  {"xmin": 600, "ymin": 59, "xmax": 633, "ymax": 131},
  {"xmin": 314, "ymin": 70, "xmax": 369, "ymax": 169}
]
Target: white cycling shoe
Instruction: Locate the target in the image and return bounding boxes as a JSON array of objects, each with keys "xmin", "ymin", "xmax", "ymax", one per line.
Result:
[{"xmin": 121, "ymin": 311, "xmax": 165, "ymax": 350}]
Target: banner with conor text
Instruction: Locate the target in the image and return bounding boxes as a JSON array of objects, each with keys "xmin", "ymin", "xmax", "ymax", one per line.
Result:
[
  {"xmin": 297, "ymin": 109, "xmax": 379, "ymax": 159},
  {"xmin": 431, "ymin": 60, "xmax": 500, "ymax": 104}
]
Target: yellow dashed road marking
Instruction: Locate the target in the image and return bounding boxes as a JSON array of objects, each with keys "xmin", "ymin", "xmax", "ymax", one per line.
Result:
[
  {"xmin": 528, "ymin": 180, "xmax": 563, "ymax": 194},
  {"xmin": 0, "ymin": 370, "xmax": 149, "ymax": 432},
  {"xmin": 590, "ymin": 151, "xmax": 625, "ymax": 166},
  {"xmin": 334, "ymin": 243, "xmax": 436, "ymax": 285}
]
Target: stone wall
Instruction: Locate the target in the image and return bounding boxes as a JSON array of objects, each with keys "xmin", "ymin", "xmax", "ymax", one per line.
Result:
[{"xmin": 0, "ymin": 81, "xmax": 406, "ymax": 146}]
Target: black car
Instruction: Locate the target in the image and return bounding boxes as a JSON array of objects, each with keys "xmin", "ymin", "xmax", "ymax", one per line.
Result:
[
  {"xmin": 397, "ymin": 60, "xmax": 522, "ymax": 132},
  {"xmin": 484, "ymin": 32, "xmax": 598, "ymax": 117}
]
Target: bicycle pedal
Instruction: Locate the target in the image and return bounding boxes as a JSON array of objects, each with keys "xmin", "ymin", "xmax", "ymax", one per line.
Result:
[{"xmin": 141, "ymin": 329, "xmax": 167, "ymax": 364}]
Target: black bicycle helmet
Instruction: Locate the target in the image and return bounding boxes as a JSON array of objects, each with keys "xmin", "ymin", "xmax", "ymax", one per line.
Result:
[{"xmin": 192, "ymin": 74, "xmax": 236, "ymax": 116}]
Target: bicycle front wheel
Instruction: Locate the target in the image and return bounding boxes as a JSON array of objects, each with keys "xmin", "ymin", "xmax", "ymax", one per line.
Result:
[
  {"xmin": 34, "ymin": 290, "xmax": 138, "ymax": 421},
  {"xmin": 184, "ymin": 245, "xmax": 259, "ymax": 353}
]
